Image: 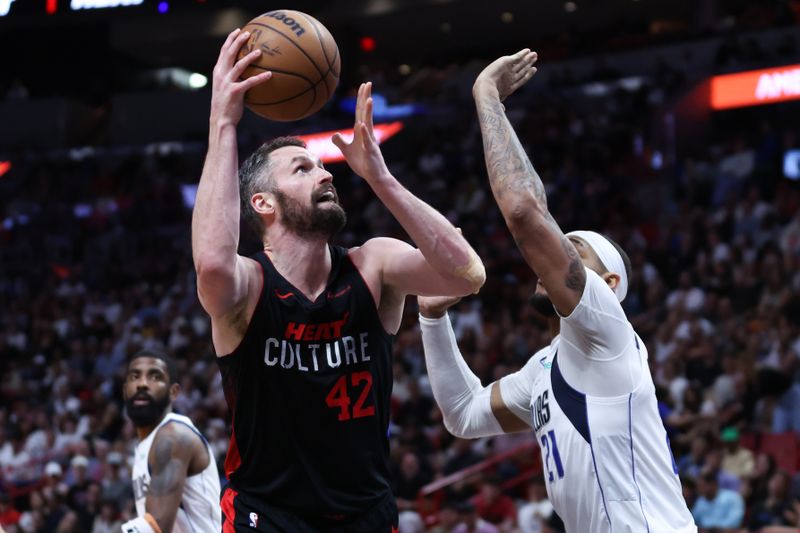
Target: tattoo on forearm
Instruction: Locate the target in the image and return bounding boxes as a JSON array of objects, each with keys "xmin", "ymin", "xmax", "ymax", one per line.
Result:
[
  {"xmin": 475, "ymin": 94, "xmax": 546, "ymax": 206},
  {"xmin": 476, "ymin": 93, "xmax": 585, "ymax": 295},
  {"xmin": 562, "ymin": 236, "xmax": 585, "ymax": 293}
]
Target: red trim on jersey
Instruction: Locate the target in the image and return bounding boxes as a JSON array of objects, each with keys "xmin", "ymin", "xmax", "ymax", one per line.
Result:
[
  {"xmin": 224, "ymin": 416, "xmax": 242, "ymax": 478},
  {"xmin": 221, "ymin": 487, "xmax": 238, "ymax": 533}
]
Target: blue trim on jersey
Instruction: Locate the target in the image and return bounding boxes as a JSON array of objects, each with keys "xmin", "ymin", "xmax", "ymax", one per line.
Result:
[
  {"xmin": 179, "ymin": 502, "xmax": 199, "ymax": 533},
  {"xmin": 588, "ymin": 424, "xmax": 613, "ymax": 532},
  {"xmin": 629, "ymin": 394, "xmax": 650, "ymax": 533},
  {"xmin": 551, "ymin": 354, "xmax": 590, "ymax": 444},
  {"xmin": 162, "ymin": 418, "xmax": 210, "ymax": 446}
]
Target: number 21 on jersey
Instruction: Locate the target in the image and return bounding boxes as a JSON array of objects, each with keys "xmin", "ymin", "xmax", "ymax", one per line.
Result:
[{"xmin": 534, "ymin": 390, "xmax": 565, "ymax": 482}]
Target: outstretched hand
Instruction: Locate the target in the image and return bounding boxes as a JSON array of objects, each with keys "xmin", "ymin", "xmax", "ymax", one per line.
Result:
[
  {"xmin": 210, "ymin": 28, "xmax": 272, "ymax": 127},
  {"xmin": 473, "ymin": 49, "xmax": 538, "ymax": 102},
  {"xmin": 332, "ymin": 82, "xmax": 390, "ymax": 183}
]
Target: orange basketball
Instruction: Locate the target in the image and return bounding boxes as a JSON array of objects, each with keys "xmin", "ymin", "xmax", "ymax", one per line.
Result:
[{"xmin": 237, "ymin": 10, "xmax": 341, "ymax": 122}]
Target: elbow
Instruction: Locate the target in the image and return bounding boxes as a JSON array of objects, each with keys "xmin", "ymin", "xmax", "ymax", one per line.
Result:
[
  {"xmin": 442, "ymin": 416, "xmax": 468, "ymax": 439},
  {"xmin": 452, "ymin": 250, "xmax": 486, "ymax": 295},
  {"xmin": 504, "ymin": 203, "xmax": 550, "ymax": 236},
  {"xmin": 194, "ymin": 255, "xmax": 234, "ymax": 282}
]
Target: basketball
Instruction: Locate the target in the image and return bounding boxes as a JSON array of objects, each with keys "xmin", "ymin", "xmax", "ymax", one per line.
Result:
[{"xmin": 237, "ymin": 10, "xmax": 340, "ymax": 122}]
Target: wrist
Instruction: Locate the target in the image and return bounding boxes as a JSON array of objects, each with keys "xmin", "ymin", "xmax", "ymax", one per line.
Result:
[
  {"xmin": 419, "ymin": 309, "xmax": 448, "ymax": 320},
  {"xmin": 208, "ymin": 120, "xmax": 238, "ymax": 144},
  {"xmin": 472, "ymin": 80, "xmax": 500, "ymax": 99}
]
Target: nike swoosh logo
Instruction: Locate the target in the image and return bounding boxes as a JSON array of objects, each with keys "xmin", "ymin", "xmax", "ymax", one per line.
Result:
[{"xmin": 275, "ymin": 290, "xmax": 295, "ymax": 300}]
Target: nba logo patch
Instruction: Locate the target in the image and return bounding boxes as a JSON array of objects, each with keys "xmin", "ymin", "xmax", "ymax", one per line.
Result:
[{"xmin": 249, "ymin": 512, "xmax": 259, "ymax": 528}]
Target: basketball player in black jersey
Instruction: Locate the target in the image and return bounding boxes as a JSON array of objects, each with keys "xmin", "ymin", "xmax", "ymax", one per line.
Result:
[{"xmin": 192, "ymin": 30, "xmax": 486, "ymax": 533}]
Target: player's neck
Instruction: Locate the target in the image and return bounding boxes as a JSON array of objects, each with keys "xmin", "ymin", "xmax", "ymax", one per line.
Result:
[
  {"xmin": 548, "ymin": 318, "xmax": 560, "ymax": 338},
  {"xmin": 265, "ymin": 233, "xmax": 332, "ymax": 300},
  {"xmin": 135, "ymin": 416, "xmax": 165, "ymax": 440}
]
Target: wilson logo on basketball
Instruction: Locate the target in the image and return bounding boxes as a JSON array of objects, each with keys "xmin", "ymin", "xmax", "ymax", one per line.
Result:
[{"xmin": 264, "ymin": 11, "xmax": 306, "ymax": 37}]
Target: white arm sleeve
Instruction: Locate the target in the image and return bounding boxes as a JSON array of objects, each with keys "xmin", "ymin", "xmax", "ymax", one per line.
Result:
[
  {"xmin": 420, "ymin": 314, "xmax": 539, "ymax": 436},
  {"xmin": 420, "ymin": 313, "xmax": 502, "ymax": 438}
]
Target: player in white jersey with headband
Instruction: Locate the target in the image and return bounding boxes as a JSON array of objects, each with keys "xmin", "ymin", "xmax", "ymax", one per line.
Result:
[
  {"xmin": 121, "ymin": 350, "xmax": 220, "ymax": 533},
  {"xmin": 418, "ymin": 50, "xmax": 697, "ymax": 533}
]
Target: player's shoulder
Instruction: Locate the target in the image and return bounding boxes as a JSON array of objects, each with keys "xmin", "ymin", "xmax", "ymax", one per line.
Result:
[{"xmin": 153, "ymin": 417, "xmax": 205, "ymax": 453}]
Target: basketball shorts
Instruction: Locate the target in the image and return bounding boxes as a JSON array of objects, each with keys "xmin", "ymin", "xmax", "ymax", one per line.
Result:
[{"xmin": 221, "ymin": 487, "xmax": 399, "ymax": 533}]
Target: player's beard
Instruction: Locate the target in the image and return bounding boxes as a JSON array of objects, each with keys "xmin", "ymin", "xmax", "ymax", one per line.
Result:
[
  {"xmin": 274, "ymin": 188, "xmax": 346, "ymax": 240},
  {"xmin": 530, "ymin": 293, "xmax": 558, "ymax": 318},
  {"xmin": 125, "ymin": 392, "xmax": 170, "ymax": 429}
]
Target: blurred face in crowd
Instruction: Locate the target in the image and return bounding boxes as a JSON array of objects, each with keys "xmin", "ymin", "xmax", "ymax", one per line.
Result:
[
  {"xmin": 254, "ymin": 145, "xmax": 346, "ymax": 241},
  {"xmin": 123, "ymin": 357, "xmax": 177, "ymax": 429},
  {"xmin": 530, "ymin": 235, "xmax": 613, "ymax": 317},
  {"xmin": 697, "ymin": 477, "xmax": 718, "ymax": 500}
]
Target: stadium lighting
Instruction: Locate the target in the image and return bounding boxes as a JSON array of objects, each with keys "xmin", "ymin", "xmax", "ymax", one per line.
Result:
[
  {"xmin": 0, "ymin": 0, "xmax": 15, "ymax": 16},
  {"xmin": 711, "ymin": 63, "xmax": 800, "ymax": 110},
  {"xmin": 296, "ymin": 122, "xmax": 404, "ymax": 164},
  {"xmin": 188, "ymin": 73, "xmax": 208, "ymax": 89},
  {"xmin": 70, "ymin": 0, "xmax": 143, "ymax": 9}
]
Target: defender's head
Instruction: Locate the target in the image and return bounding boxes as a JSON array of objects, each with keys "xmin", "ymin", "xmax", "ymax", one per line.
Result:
[
  {"xmin": 122, "ymin": 349, "xmax": 179, "ymax": 429},
  {"xmin": 239, "ymin": 137, "xmax": 346, "ymax": 242}
]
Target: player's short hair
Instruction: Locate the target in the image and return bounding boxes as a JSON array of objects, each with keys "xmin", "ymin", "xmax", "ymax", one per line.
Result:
[
  {"xmin": 602, "ymin": 234, "xmax": 632, "ymax": 282},
  {"xmin": 128, "ymin": 349, "xmax": 179, "ymax": 385},
  {"xmin": 239, "ymin": 136, "xmax": 307, "ymax": 235}
]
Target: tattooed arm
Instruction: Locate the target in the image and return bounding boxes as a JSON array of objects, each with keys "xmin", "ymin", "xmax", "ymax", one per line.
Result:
[
  {"xmin": 145, "ymin": 422, "xmax": 210, "ymax": 532},
  {"xmin": 473, "ymin": 49, "xmax": 585, "ymax": 316}
]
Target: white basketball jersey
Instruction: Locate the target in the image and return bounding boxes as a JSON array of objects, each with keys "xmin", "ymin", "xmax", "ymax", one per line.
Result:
[
  {"xmin": 132, "ymin": 412, "xmax": 221, "ymax": 533},
  {"xmin": 529, "ymin": 335, "xmax": 696, "ymax": 533}
]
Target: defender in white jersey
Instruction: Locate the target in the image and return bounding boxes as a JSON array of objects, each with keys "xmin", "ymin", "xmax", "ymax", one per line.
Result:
[
  {"xmin": 122, "ymin": 350, "xmax": 221, "ymax": 533},
  {"xmin": 418, "ymin": 50, "xmax": 697, "ymax": 533}
]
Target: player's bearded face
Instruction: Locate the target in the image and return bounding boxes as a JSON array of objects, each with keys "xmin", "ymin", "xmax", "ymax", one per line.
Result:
[
  {"xmin": 530, "ymin": 283, "xmax": 558, "ymax": 318},
  {"xmin": 125, "ymin": 389, "xmax": 171, "ymax": 428},
  {"xmin": 274, "ymin": 185, "xmax": 346, "ymax": 240}
]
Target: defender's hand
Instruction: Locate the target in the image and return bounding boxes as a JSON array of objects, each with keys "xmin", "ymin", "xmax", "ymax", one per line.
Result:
[
  {"xmin": 418, "ymin": 295, "xmax": 462, "ymax": 319},
  {"xmin": 210, "ymin": 29, "xmax": 272, "ymax": 128},
  {"xmin": 332, "ymin": 82, "xmax": 390, "ymax": 183},
  {"xmin": 473, "ymin": 49, "xmax": 538, "ymax": 102}
]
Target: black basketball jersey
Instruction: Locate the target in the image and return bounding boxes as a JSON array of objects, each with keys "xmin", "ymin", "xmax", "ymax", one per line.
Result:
[{"xmin": 217, "ymin": 245, "xmax": 395, "ymax": 519}]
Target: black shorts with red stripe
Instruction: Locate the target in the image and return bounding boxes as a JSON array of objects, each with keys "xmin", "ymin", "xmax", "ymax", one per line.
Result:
[{"xmin": 221, "ymin": 487, "xmax": 399, "ymax": 533}]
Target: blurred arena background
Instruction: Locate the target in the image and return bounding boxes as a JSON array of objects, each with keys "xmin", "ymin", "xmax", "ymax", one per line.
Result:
[{"xmin": 1, "ymin": 1, "xmax": 800, "ymax": 531}]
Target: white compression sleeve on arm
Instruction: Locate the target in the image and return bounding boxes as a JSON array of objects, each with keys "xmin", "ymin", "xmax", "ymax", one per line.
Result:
[{"xmin": 420, "ymin": 313, "xmax": 502, "ymax": 438}]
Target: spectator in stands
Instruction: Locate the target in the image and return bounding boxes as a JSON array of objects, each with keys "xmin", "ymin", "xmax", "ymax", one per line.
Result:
[
  {"xmin": 454, "ymin": 501, "xmax": 499, "ymax": 533},
  {"xmin": 430, "ymin": 500, "xmax": 464, "ymax": 533},
  {"xmin": 516, "ymin": 478, "xmax": 553, "ymax": 533},
  {"xmin": 691, "ymin": 472, "xmax": 745, "ymax": 531},
  {"xmin": 748, "ymin": 470, "xmax": 794, "ymax": 530},
  {"xmin": 720, "ymin": 426, "xmax": 754, "ymax": 480},
  {"xmin": 91, "ymin": 499, "xmax": 122, "ymax": 533},
  {"xmin": 0, "ymin": 494, "xmax": 20, "ymax": 529},
  {"xmin": 473, "ymin": 475, "xmax": 516, "ymax": 532}
]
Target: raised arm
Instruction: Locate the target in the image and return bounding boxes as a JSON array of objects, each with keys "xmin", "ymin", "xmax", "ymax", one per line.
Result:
[
  {"xmin": 418, "ymin": 295, "xmax": 533, "ymax": 437},
  {"xmin": 473, "ymin": 50, "xmax": 585, "ymax": 316},
  {"xmin": 333, "ymin": 83, "xmax": 485, "ymax": 297},
  {"xmin": 191, "ymin": 29, "xmax": 269, "ymax": 319}
]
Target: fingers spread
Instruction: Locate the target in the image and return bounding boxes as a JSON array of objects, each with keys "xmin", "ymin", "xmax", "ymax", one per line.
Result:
[
  {"xmin": 240, "ymin": 71, "xmax": 272, "ymax": 92},
  {"xmin": 230, "ymin": 49, "xmax": 262, "ymax": 80},
  {"xmin": 331, "ymin": 133, "xmax": 348, "ymax": 151}
]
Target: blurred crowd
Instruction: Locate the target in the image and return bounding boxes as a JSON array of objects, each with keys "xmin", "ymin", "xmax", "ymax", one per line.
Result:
[{"xmin": 2, "ymin": 23, "xmax": 800, "ymax": 533}]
